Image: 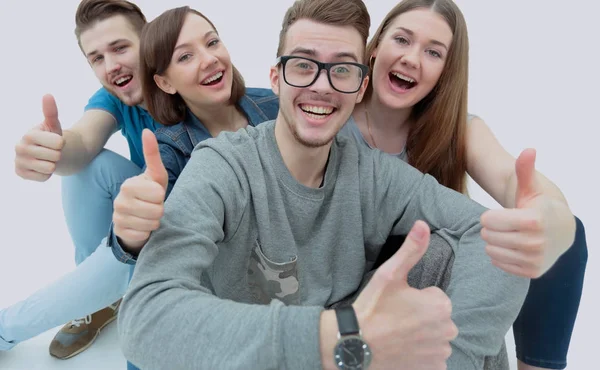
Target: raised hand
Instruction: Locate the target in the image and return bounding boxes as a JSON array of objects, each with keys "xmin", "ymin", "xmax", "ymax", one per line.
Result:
[
  {"xmin": 14, "ymin": 94, "xmax": 65, "ymax": 181},
  {"xmin": 482, "ymin": 148, "xmax": 575, "ymax": 278},
  {"xmin": 353, "ymin": 221, "xmax": 458, "ymax": 369},
  {"xmin": 113, "ymin": 129, "xmax": 168, "ymax": 251}
]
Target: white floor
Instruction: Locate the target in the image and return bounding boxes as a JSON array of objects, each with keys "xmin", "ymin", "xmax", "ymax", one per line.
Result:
[{"xmin": 0, "ymin": 323, "xmax": 126, "ymax": 370}]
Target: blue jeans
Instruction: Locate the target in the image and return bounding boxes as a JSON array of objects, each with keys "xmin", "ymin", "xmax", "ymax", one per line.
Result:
[
  {"xmin": 0, "ymin": 150, "xmax": 141, "ymax": 350},
  {"xmin": 513, "ymin": 216, "xmax": 588, "ymax": 369}
]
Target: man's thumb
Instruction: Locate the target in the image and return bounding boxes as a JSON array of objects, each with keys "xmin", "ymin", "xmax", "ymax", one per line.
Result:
[
  {"xmin": 381, "ymin": 220, "xmax": 430, "ymax": 284},
  {"xmin": 41, "ymin": 94, "xmax": 62, "ymax": 135},
  {"xmin": 142, "ymin": 129, "xmax": 168, "ymax": 189},
  {"xmin": 515, "ymin": 148, "xmax": 540, "ymax": 207}
]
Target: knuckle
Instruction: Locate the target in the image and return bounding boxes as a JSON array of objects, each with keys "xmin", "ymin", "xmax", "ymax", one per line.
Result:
[
  {"xmin": 113, "ymin": 199, "xmax": 125, "ymax": 212},
  {"xmin": 14, "ymin": 143, "xmax": 25, "ymax": 155},
  {"xmin": 442, "ymin": 344, "xmax": 452, "ymax": 359},
  {"xmin": 112, "ymin": 212, "xmax": 123, "ymax": 225},
  {"xmin": 449, "ymin": 323, "xmax": 459, "ymax": 339},
  {"xmin": 527, "ymin": 216, "xmax": 543, "ymax": 231},
  {"xmin": 433, "ymin": 297, "xmax": 452, "ymax": 318}
]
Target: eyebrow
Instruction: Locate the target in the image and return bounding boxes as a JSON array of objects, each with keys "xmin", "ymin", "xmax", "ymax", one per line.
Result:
[
  {"xmin": 174, "ymin": 31, "xmax": 218, "ymax": 52},
  {"xmin": 289, "ymin": 47, "xmax": 359, "ymax": 62},
  {"xmin": 396, "ymin": 26, "xmax": 448, "ymax": 50},
  {"xmin": 86, "ymin": 39, "xmax": 129, "ymax": 58}
]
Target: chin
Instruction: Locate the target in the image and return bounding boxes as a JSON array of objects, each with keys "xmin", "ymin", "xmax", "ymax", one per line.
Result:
[
  {"xmin": 295, "ymin": 128, "xmax": 336, "ymax": 148},
  {"xmin": 120, "ymin": 93, "xmax": 143, "ymax": 107},
  {"xmin": 377, "ymin": 91, "xmax": 413, "ymax": 110}
]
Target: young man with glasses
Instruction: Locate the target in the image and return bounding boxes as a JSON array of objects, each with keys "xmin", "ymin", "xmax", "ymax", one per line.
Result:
[{"xmin": 116, "ymin": 0, "xmax": 529, "ymax": 369}]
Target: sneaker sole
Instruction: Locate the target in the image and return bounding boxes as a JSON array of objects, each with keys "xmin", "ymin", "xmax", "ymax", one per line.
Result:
[{"xmin": 50, "ymin": 314, "xmax": 118, "ymax": 360}]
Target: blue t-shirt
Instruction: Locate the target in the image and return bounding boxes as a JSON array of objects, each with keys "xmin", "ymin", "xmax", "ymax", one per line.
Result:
[{"xmin": 85, "ymin": 87, "xmax": 160, "ymax": 168}]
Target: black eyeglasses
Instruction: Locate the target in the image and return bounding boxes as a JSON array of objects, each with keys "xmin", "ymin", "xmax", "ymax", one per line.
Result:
[{"xmin": 275, "ymin": 55, "xmax": 369, "ymax": 94}]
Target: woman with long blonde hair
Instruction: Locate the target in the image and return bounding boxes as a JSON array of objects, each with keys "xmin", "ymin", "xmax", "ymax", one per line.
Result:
[{"xmin": 343, "ymin": 1, "xmax": 587, "ymax": 369}]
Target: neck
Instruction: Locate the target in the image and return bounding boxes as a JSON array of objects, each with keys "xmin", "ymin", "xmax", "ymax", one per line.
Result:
[
  {"xmin": 274, "ymin": 116, "xmax": 331, "ymax": 188},
  {"xmin": 353, "ymin": 95, "xmax": 413, "ymax": 154},
  {"xmin": 364, "ymin": 95, "xmax": 412, "ymax": 134},
  {"xmin": 189, "ymin": 101, "xmax": 245, "ymax": 136}
]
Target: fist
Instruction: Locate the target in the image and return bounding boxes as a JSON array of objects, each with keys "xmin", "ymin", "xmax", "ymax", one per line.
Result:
[
  {"xmin": 113, "ymin": 129, "xmax": 168, "ymax": 251},
  {"xmin": 15, "ymin": 94, "xmax": 64, "ymax": 181}
]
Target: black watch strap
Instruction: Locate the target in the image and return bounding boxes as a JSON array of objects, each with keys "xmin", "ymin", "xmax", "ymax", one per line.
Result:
[{"xmin": 335, "ymin": 305, "xmax": 360, "ymax": 336}]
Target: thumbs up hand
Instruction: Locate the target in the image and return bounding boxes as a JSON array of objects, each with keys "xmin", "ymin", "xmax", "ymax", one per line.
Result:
[
  {"xmin": 113, "ymin": 129, "xmax": 168, "ymax": 251},
  {"xmin": 481, "ymin": 148, "xmax": 575, "ymax": 278},
  {"xmin": 14, "ymin": 94, "xmax": 65, "ymax": 181},
  {"xmin": 352, "ymin": 221, "xmax": 458, "ymax": 370}
]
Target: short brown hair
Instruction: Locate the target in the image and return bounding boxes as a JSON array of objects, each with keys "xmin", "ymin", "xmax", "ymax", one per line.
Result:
[
  {"xmin": 74, "ymin": 0, "xmax": 146, "ymax": 49},
  {"xmin": 365, "ymin": 0, "xmax": 470, "ymax": 193},
  {"xmin": 139, "ymin": 6, "xmax": 246, "ymax": 126},
  {"xmin": 276, "ymin": 0, "xmax": 370, "ymax": 58}
]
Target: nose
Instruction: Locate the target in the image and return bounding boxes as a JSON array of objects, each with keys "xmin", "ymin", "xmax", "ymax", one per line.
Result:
[
  {"xmin": 400, "ymin": 46, "xmax": 420, "ymax": 70},
  {"xmin": 105, "ymin": 55, "xmax": 121, "ymax": 75},
  {"xmin": 309, "ymin": 69, "xmax": 333, "ymax": 94},
  {"xmin": 200, "ymin": 52, "xmax": 218, "ymax": 70}
]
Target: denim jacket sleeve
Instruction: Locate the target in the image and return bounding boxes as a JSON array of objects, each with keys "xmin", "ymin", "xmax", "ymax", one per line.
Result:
[
  {"xmin": 160, "ymin": 141, "xmax": 187, "ymax": 199},
  {"xmin": 108, "ymin": 137, "xmax": 188, "ymax": 264}
]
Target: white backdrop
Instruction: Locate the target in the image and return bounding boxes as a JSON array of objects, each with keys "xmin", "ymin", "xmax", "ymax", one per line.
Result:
[{"xmin": 0, "ymin": 1, "xmax": 597, "ymax": 369}]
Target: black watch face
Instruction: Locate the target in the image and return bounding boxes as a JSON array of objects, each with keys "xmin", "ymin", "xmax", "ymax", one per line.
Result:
[{"xmin": 334, "ymin": 336, "xmax": 372, "ymax": 369}]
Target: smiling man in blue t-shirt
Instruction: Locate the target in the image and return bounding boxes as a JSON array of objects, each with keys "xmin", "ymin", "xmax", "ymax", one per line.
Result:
[{"xmin": 4, "ymin": 0, "xmax": 159, "ymax": 360}]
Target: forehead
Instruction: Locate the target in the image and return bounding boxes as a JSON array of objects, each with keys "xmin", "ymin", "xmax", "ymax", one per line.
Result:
[
  {"xmin": 387, "ymin": 8, "xmax": 453, "ymax": 46},
  {"xmin": 177, "ymin": 13, "xmax": 216, "ymax": 42},
  {"xmin": 284, "ymin": 19, "xmax": 364, "ymax": 60},
  {"xmin": 80, "ymin": 15, "xmax": 139, "ymax": 55}
]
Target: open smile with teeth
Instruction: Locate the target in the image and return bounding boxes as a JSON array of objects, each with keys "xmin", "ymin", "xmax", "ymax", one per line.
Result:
[
  {"xmin": 390, "ymin": 71, "xmax": 417, "ymax": 90},
  {"xmin": 299, "ymin": 104, "xmax": 335, "ymax": 119},
  {"xmin": 114, "ymin": 75, "xmax": 132, "ymax": 87},
  {"xmin": 201, "ymin": 71, "xmax": 223, "ymax": 85}
]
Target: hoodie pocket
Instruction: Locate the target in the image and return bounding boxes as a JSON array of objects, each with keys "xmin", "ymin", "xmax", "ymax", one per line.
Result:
[{"xmin": 247, "ymin": 240, "xmax": 299, "ymax": 305}]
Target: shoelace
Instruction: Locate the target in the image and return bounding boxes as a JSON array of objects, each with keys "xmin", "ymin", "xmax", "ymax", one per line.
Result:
[{"xmin": 70, "ymin": 315, "xmax": 92, "ymax": 328}]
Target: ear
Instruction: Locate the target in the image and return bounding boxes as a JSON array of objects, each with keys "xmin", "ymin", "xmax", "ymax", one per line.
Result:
[
  {"xmin": 153, "ymin": 74, "xmax": 177, "ymax": 95},
  {"xmin": 269, "ymin": 65, "xmax": 281, "ymax": 96},
  {"xmin": 355, "ymin": 75, "xmax": 369, "ymax": 104}
]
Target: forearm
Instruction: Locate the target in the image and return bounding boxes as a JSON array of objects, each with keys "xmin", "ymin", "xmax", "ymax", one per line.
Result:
[
  {"xmin": 119, "ymin": 275, "xmax": 325, "ymax": 370},
  {"xmin": 54, "ymin": 130, "xmax": 96, "ymax": 175},
  {"xmin": 387, "ymin": 172, "xmax": 488, "ymax": 239}
]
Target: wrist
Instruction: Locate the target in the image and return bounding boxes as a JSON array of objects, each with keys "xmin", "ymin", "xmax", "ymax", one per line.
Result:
[
  {"xmin": 116, "ymin": 236, "xmax": 145, "ymax": 256},
  {"xmin": 319, "ymin": 310, "xmax": 338, "ymax": 370}
]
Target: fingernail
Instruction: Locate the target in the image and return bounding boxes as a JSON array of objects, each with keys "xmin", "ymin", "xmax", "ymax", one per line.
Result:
[{"xmin": 410, "ymin": 224, "xmax": 426, "ymax": 242}]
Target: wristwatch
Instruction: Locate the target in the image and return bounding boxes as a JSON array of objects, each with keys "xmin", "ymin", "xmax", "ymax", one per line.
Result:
[{"xmin": 333, "ymin": 305, "xmax": 372, "ymax": 369}]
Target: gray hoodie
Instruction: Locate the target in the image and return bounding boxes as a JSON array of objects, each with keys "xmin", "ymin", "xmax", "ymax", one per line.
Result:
[{"xmin": 119, "ymin": 120, "xmax": 529, "ymax": 370}]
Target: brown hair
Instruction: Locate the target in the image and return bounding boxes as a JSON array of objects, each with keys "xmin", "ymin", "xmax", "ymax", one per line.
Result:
[
  {"xmin": 74, "ymin": 0, "xmax": 146, "ymax": 49},
  {"xmin": 139, "ymin": 6, "xmax": 246, "ymax": 125},
  {"xmin": 366, "ymin": 0, "xmax": 469, "ymax": 194},
  {"xmin": 277, "ymin": 0, "xmax": 371, "ymax": 57}
]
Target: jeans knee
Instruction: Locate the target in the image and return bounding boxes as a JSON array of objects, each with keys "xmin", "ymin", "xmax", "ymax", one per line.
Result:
[{"xmin": 61, "ymin": 149, "xmax": 141, "ymax": 196}]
